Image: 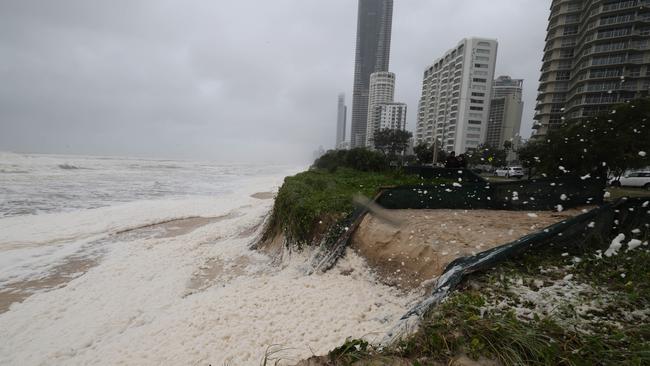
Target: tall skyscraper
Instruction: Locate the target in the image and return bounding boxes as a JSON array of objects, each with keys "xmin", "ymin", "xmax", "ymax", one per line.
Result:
[
  {"xmin": 415, "ymin": 38, "xmax": 498, "ymax": 153},
  {"xmin": 365, "ymin": 71, "xmax": 395, "ymax": 146},
  {"xmin": 336, "ymin": 93, "xmax": 347, "ymax": 148},
  {"xmin": 533, "ymin": 0, "xmax": 650, "ymax": 137},
  {"xmin": 486, "ymin": 76, "xmax": 524, "ymax": 148},
  {"xmin": 350, "ymin": 0, "xmax": 394, "ymax": 148}
]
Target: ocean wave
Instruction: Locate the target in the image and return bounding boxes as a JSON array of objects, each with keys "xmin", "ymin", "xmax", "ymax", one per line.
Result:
[
  {"xmin": 0, "ymin": 169, "xmax": 30, "ymax": 174},
  {"xmin": 58, "ymin": 164, "xmax": 85, "ymax": 170}
]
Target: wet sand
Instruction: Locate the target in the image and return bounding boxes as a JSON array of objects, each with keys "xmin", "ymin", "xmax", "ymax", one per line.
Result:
[
  {"xmin": 0, "ymin": 214, "xmax": 233, "ymax": 314},
  {"xmin": 0, "ymin": 256, "xmax": 97, "ymax": 313},
  {"xmin": 114, "ymin": 214, "xmax": 237, "ymax": 239},
  {"xmin": 251, "ymin": 192, "xmax": 274, "ymax": 200},
  {"xmin": 186, "ymin": 256, "xmax": 255, "ymax": 295},
  {"xmin": 352, "ymin": 208, "xmax": 591, "ymax": 289}
]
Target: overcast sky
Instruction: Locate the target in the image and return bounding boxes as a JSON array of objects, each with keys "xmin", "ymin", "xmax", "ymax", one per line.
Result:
[{"xmin": 0, "ymin": 0, "xmax": 550, "ymax": 164}]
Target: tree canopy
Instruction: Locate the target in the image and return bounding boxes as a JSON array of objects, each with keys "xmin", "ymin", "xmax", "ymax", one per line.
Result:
[
  {"xmin": 313, "ymin": 148, "xmax": 389, "ymax": 172},
  {"xmin": 413, "ymin": 142, "xmax": 447, "ymax": 165},
  {"xmin": 519, "ymin": 98, "xmax": 650, "ymax": 178},
  {"xmin": 373, "ymin": 129, "xmax": 412, "ymax": 157},
  {"xmin": 465, "ymin": 144, "xmax": 507, "ymax": 167}
]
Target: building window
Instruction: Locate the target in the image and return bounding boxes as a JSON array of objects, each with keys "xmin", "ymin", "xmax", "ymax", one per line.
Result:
[
  {"xmin": 602, "ymin": 1, "xmax": 636, "ymax": 12},
  {"xmin": 589, "ymin": 68, "xmax": 623, "ymax": 78},
  {"xmin": 470, "ymin": 99, "xmax": 484, "ymax": 104},
  {"xmin": 471, "ymin": 92, "xmax": 485, "ymax": 97},
  {"xmin": 563, "ymin": 26, "xmax": 578, "ymax": 36},
  {"xmin": 470, "ymin": 106, "xmax": 484, "ymax": 111},
  {"xmin": 600, "ymin": 13, "xmax": 634, "ymax": 26},
  {"xmin": 592, "ymin": 54, "xmax": 626, "ymax": 66},
  {"xmin": 597, "ymin": 27, "xmax": 631, "ymax": 39},
  {"xmin": 473, "ymin": 78, "xmax": 487, "ymax": 83},
  {"xmin": 559, "ymin": 49, "xmax": 574, "ymax": 58},
  {"xmin": 476, "ymin": 49, "xmax": 490, "ymax": 54},
  {"xmin": 556, "ymin": 71, "xmax": 571, "ymax": 81}
]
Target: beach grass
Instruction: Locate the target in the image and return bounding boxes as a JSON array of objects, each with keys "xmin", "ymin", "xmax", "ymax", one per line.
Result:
[
  {"xmin": 606, "ymin": 186, "xmax": 650, "ymax": 201},
  {"xmin": 265, "ymin": 168, "xmax": 441, "ymax": 247}
]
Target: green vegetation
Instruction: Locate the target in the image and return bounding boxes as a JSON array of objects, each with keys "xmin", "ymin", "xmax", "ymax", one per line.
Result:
[
  {"xmin": 466, "ymin": 144, "xmax": 508, "ymax": 168},
  {"xmin": 313, "ymin": 148, "xmax": 390, "ymax": 173},
  {"xmin": 265, "ymin": 168, "xmax": 438, "ymax": 247},
  {"xmin": 413, "ymin": 142, "xmax": 447, "ymax": 165},
  {"xmin": 607, "ymin": 186, "xmax": 650, "ymax": 200},
  {"xmin": 373, "ymin": 129, "xmax": 412, "ymax": 158},
  {"xmin": 519, "ymin": 98, "xmax": 650, "ymax": 178}
]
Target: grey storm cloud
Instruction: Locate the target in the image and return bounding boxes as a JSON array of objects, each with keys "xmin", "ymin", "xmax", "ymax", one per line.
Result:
[{"xmin": 0, "ymin": 0, "xmax": 549, "ymax": 163}]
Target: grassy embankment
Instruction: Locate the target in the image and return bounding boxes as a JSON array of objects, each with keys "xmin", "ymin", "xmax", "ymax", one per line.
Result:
[
  {"xmin": 608, "ymin": 186, "xmax": 650, "ymax": 200},
  {"xmin": 326, "ymin": 223, "xmax": 650, "ymax": 366},
  {"xmin": 262, "ymin": 167, "xmax": 442, "ymax": 249}
]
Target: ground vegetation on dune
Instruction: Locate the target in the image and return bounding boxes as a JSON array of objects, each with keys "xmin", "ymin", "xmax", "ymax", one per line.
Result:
[
  {"xmin": 262, "ymin": 167, "xmax": 444, "ymax": 248},
  {"xmin": 309, "ymin": 220, "xmax": 650, "ymax": 366}
]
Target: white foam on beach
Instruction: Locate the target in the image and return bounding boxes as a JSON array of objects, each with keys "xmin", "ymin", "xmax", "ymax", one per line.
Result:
[
  {"xmin": 0, "ymin": 197, "xmax": 414, "ymax": 365},
  {"xmin": 0, "ymin": 174, "xmax": 285, "ymax": 285},
  {"xmin": 0, "ymin": 157, "xmax": 415, "ymax": 365}
]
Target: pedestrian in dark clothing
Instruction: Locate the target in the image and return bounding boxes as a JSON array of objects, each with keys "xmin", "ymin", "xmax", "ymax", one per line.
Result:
[
  {"xmin": 445, "ymin": 151, "xmax": 459, "ymax": 169},
  {"xmin": 457, "ymin": 154, "xmax": 468, "ymax": 168}
]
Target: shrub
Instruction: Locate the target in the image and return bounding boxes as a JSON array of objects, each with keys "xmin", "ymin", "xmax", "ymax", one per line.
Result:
[{"xmin": 313, "ymin": 148, "xmax": 388, "ymax": 172}]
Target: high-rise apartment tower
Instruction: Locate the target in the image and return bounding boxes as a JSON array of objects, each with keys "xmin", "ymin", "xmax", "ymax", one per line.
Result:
[
  {"xmin": 486, "ymin": 76, "xmax": 524, "ymax": 148},
  {"xmin": 415, "ymin": 38, "xmax": 498, "ymax": 153},
  {"xmin": 336, "ymin": 93, "xmax": 347, "ymax": 148},
  {"xmin": 365, "ymin": 71, "xmax": 395, "ymax": 147},
  {"xmin": 533, "ymin": 0, "xmax": 650, "ymax": 137},
  {"xmin": 350, "ymin": 0, "xmax": 394, "ymax": 148}
]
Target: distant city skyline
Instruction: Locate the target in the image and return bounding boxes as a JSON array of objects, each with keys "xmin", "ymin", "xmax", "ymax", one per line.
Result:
[{"xmin": 0, "ymin": 1, "xmax": 550, "ymax": 163}]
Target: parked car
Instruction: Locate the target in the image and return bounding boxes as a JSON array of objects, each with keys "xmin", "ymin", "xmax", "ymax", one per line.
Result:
[
  {"xmin": 609, "ymin": 171, "xmax": 650, "ymax": 190},
  {"xmin": 494, "ymin": 166, "xmax": 524, "ymax": 179}
]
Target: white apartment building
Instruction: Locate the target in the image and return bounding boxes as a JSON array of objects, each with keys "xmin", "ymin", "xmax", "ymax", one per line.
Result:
[
  {"xmin": 366, "ymin": 71, "xmax": 395, "ymax": 147},
  {"xmin": 415, "ymin": 37, "xmax": 498, "ymax": 153},
  {"xmin": 375, "ymin": 102, "xmax": 407, "ymax": 130}
]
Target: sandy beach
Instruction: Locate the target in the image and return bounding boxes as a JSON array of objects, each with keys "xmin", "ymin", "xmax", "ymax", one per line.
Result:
[{"xmin": 352, "ymin": 207, "xmax": 591, "ymax": 289}]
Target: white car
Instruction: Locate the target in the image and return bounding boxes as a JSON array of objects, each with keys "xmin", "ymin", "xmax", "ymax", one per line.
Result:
[
  {"xmin": 609, "ymin": 171, "xmax": 650, "ymax": 190},
  {"xmin": 494, "ymin": 166, "xmax": 524, "ymax": 179}
]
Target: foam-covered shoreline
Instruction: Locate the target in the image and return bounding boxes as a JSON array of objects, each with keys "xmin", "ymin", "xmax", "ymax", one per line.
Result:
[{"xmin": 0, "ymin": 167, "xmax": 418, "ymax": 365}]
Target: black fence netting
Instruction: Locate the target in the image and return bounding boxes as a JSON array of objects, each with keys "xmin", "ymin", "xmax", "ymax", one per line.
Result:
[
  {"xmin": 489, "ymin": 175, "xmax": 606, "ymax": 210},
  {"xmin": 376, "ymin": 175, "xmax": 606, "ymax": 211}
]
